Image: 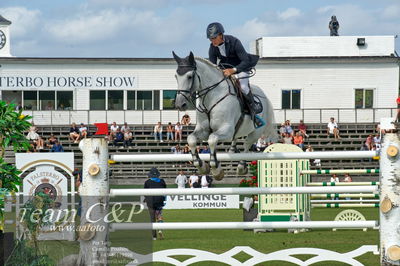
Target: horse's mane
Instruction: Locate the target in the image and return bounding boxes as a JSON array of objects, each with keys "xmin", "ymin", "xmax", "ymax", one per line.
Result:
[{"xmin": 194, "ymin": 57, "xmax": 220, "ymax": 71}]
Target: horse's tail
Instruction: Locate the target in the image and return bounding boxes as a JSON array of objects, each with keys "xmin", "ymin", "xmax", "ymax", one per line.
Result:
[{"xmin": 262, "ymin": 96, "xmax": 279, "ymax": 143}]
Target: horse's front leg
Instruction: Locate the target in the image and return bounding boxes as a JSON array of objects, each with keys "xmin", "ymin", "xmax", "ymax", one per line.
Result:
[
  {"xmin": 188, "ymin": 128, "xmax": 210, "ymax": 174},
  {"xmin": 207, "ymin": 125, "xmax": 235, "ymax": 180}
]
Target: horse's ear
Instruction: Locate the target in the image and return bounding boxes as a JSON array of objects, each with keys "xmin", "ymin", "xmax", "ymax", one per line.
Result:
[
  {"xmin": 172, "ymin": 51, "xmax": 181, "ymax": 63},
  {"xmin": 188, "ymin": 51, "xmax": 195, "ymax": 66}
]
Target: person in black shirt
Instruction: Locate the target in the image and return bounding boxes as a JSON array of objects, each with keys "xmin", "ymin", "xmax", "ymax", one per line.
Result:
[
  {"xmin": 144, "ymin": 167, "xmax": 166, "ymax": 240},
  {"xmin": 206, "ymin": 22, "xmax": 262, "ymax": 127}
]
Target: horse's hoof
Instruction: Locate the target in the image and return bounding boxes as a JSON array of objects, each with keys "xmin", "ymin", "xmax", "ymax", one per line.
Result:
[
  {"xmin": 212, "ymin": 167, "xmax": 224, "ymax": 180},
  {"xmin": 199, "ymin": 162, "xmax": 210, "ymax": 175},
  {"xmin": 193, "ymin": 160, "xmax": 200, "ymax": 168}
]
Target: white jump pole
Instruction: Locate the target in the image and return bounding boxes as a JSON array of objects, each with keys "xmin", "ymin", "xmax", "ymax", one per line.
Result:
[
  {"xmin": 311, "ymin": 193, "xmax": 379, "ymax": 199},
  {"xmin": 110, "ymin": 221, "xmax": 378, "ymax": 231},
  {"xmin": 110, "ymin": 186, "xmax": 378, "ymax": 197},
  {"xmin": 301, "ymin": 169, "xmax": 379, "ymax": 174},
  {"xmin": 311, "ymin": 199, "xmax": 380, "ymax": 203},
  {"xmin": 111, "ymin": 150, "xmax": 378, "ymax": 163},
  {"xmin": 312, "ymin": 203, "xmax": 379, "ymax": 208}
]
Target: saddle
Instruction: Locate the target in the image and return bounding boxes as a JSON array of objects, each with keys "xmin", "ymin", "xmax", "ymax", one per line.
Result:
[{"xmin": 229, "ymin": 76, "xmax": 262, "ymax": 115}]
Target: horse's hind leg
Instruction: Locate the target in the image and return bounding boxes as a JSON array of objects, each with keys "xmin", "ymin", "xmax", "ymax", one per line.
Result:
[
  {"xmin": 229, "ymin": 140, "xmax": 239, "ymax": 153},
  {"xmin": 237, "ymin": 131, "xmax": 259, "ymax": 175},
  {"xmin": 188, "ymin": 129, "xmax": 210, "ymax": 174}
]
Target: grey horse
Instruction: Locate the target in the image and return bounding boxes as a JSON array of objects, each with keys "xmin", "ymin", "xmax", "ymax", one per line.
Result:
[{"xmin": 173, "ymin": 51, "xmax": 278, "ymax": 180}]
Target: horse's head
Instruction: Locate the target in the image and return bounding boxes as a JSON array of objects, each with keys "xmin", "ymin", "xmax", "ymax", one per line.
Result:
[{"xmin": 172, "ymin": 51, "xmax": 198, "ymax": 111}]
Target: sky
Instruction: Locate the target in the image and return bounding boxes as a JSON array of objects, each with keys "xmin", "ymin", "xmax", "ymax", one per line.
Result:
[{"xmin": 0, "ymin": 0, "xmax": 399, "ymax": 58}]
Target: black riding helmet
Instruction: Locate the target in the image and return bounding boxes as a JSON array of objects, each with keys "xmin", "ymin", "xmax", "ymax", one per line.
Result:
[{"xmin": 206, "ymin": 22, "xmax": 224, "ymax": 39}]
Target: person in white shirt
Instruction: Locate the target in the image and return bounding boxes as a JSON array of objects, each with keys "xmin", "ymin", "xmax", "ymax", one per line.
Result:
[
  {"xmin": 256, "ymin": 135, "xmax": 267, "ymax": 152},
  {"xmin": 327, "ymin": 117, "xmax": 340, "ymax": 140},
  {"xmin": 154, "ymin": 122, "xmax": 163, "ymax": 142},
  {"xmin": 189, "ymin": 174, "xmax": 199, "ymax": 188},
  {"xmin": 175, "ymin": 171, "xmax": 188, "ymax": 189},
  {"xmin": 175, "ymin": 122, "xmax": 183, "ymax": 142},
  {"xmin": 121, "ymin": 122, "xmax": 130, "ymax": 133},
  {"xmin": 109, "ymin": 122, "xmax": 119, "ymax": 141},
  {"xmin": 201, "ymin": 175, "xmax": 210, "ymax": 188},
  {"xmin": 330, "ymin": 174, "xmax": 339, "ymax": 183}
]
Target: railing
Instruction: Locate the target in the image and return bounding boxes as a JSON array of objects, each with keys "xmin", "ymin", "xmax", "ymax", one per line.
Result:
[{"xmin": 22, "ymin": 108, "xmax": 397, "ymax": 125}]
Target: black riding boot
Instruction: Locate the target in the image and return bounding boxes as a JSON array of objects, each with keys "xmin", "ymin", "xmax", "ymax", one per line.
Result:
[{"xmin": 244, "ymin": 91, "xmax": 264, "ymax": 128}]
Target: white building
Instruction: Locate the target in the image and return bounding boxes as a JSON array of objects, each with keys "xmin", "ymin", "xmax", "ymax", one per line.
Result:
[{"xmin": 0, "ymin": 15, "xmax": 398, "ymax": 125}]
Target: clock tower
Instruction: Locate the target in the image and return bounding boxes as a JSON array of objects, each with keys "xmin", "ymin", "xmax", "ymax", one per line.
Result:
[{"xmin": 0, "ymin": 15, "xmax": 11, "ymax": 57}]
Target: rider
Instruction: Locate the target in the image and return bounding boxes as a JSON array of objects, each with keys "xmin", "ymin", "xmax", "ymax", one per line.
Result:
[{"xmin": 206, "ymin": 22, "xmax": 263, "ymax": 127}]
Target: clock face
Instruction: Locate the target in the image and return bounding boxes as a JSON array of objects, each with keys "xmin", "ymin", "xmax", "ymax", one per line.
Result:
[{"xmin": 0, "ymin": 30, "xmax": 6, "ymax": 49}]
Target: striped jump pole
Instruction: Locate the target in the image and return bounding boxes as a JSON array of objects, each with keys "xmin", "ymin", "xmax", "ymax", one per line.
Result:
[
  {"xmin": 301, "ymin": 169, "xmax": 379, "ymax": 175},
  {"xmin": 307, "ymin": 182, "xmax": 379, "ymax": 186},
  {"xmin": 312, "ymin": 203, "xmax": 379, "ymax": 208},
  {"xmin": 311, "ymin": 199, "xmax": 380, "ymax": 204},
  {"xmin": 110, "ymin": 186, "xmax": 378, "ymax": 197},
  {"xmin": 110, "ymin": 150, "xmax": 378, "ymax": 163},
  {"xmin": 110, "ymin": 221, "xmax": 378, "ymax": 231},
  {"xmin": 311, "ymin": 193, "xmax": 379, "ymax": 199}
]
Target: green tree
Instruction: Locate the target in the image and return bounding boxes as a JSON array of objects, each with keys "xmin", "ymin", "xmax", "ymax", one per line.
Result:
[{"xmin": 0, "ymin": 101, "xmax": 31, "ymax": 228}]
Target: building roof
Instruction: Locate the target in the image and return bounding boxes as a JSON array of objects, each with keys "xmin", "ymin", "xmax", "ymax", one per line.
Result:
[
  {"xmin": 0, "ymin": 56, "xmax": 397, "ymax": 65},
  {"xmin": 0, "ymin": 15, "xmax": 11, "ymax": 25}
]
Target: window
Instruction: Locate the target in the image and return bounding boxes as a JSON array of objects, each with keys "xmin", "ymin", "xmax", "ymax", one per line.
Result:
[
  {"xmin": 127, "ymin": 91, "xmax": 136, "ymax": 110},
  {"xmin": 163, "ymin": 90, "xmax": 176, "ymax": 110},
  {"xmin": 39, "ymin": 91, "xmax": 55, "ymax": 110},
  {"xmin": 137, "ymin": 91, "xmax": 152, "ymax": 110},
  {"xmin": 23, "ymin": 91, "xmax": 37, "ymax": 110},
  {"xmin": 108, "ymin": 90, "xmax": 123, "ymax": 110},
  {"xmin": 90, "ymin": 90, "xmax": 106, "ymax": 110},
  {"xmin": 2, "ymin": 91, "xmax": 22, "ymax": 105},
  {"xmin": 57, "ymin": 91, "xmax": 73, "ymax": 110},
  {"xmin": 282, "ymin": 89, "xmax": 301, "ymax": 109},
  {"xmin": 355, "ymin": 89, "xmax": 374, "ymax": 109}
]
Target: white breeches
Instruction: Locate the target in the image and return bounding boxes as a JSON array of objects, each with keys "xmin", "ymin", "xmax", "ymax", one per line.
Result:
[{"xmin": 236, "ymin": 72, "xmax": 250, "ymax": 94}]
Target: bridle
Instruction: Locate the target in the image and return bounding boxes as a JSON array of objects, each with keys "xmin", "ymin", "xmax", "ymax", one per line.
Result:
[{"xmin": 175, "ymin": 65, "xmax": 235, "ymax": 116}]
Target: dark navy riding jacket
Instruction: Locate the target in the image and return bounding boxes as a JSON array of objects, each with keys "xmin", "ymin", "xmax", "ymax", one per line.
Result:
[{"xmin": 208, "ymin": 34, "xmax": 259, "ymax": 73}]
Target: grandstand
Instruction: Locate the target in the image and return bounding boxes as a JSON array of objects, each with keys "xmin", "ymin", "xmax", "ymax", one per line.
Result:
[{"xmin": 5, "ymin": 122, "xmax": 380, "ymax": 184}]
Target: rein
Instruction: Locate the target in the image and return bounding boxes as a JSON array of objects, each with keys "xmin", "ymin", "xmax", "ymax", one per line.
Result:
[{"xmin": 176, "ymin": 65, "xmax": 236, "ymax": 116}]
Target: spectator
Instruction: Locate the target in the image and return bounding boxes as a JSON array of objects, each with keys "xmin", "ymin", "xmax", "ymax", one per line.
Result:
[
  {"xmin": 175, "ymin": 170, "xmax": 188, "ymax": 189},
  {"xmin": 298, "ymin": 120, "xmax": 309, "ymax": 138},
  {"xmin": 306, "ymin": 145, "xmax": 321, "ymax": 167},
  {"xmin": 330, "ymin": 174, "xmax": 339, "ymax": 183},
  {"xmin": 283, "ymin": 133, "xmax": 293, "ymax": 144},
  {"xmin": 293, "ymin": 131, "xmax": 304, "ymax": 150},
  {"xmin": 123, "ymin": 129, "xmax": 133, "ymax": 148},
  {"xmin": 201, "ymin": 175, "xmax": 210, "ymax": 188},
  {"xmin": 279, "ymin": 123, "xmax": 286, "ymax": 137},
  {"xmin": 396, "ymin": 95, "xmax": 400, "ymax": 122},
  {"xmin": 15, "ymin": 102, "xmax": 23, "ymax": 111},
  {"xmin": 256, "ymin": 135, "xmax": 267, "ymax": 152},
  {"xmin": 79, "ymin": 123, "xmax": 88, "ymax": 139},
  {"xmin": 166, "ymin": 122, "xmax": 174, "ymax": 141},
  {"xmin": 121, "ymin": 122, "xmax": 130, "ymax": 133},
  {"xmin": 344, "ymin": 173, "xmax": 352, "ymax": 183},
  {"xmin": 113, "ymin": 128, "xmax": 124, "ymax": 147},
  {"xmin": 373, "ymin": 134, "xmax": 381, "ymax": 149},
  {"xmin": 69, "ymin": 123, "xmax": 80, "ymax": 143},
  {"xmin": 50, "ymin": 140, "xmax": 64, "ymax": 152},
  {"xmin": 26, "ymin": 123, "xmax": 44, "ymax": 150},
  {"xmin": 73, "ymin": 167, "xmax": 83, "ymax": 216},
  {"xmin": 189, "ymin": 173, "xmax": 200, "ymax": 188},
  {"xmin": 144, "ymin": 167, "xmax": 166, "ymax": 240},
  {"xmin": 46, "ymin": 134, "xmax": 58, "ymax": 149},
  {"xmin": 109, "ymin": 122, "xmax": 119, "ymax": 141},
  {"xmin": 365, "ymin": 134, "xmax": 373, "ymax": 150},
  {"xmin": 182, "ymin": 145, "xmax": 190, "ymax": 154},
  {"xmin": 181, "ymin": 113, "xmax": 191, "ymax": 126},
  {"xmin": 171, "ymin": 144, "xmax": 182, "ymax": 154},
  {"xmin": 343, "ymin": 173, "xmax": 352, "ymax": 200},
  {"xmin": 200, "ymin": 145, "xmax": 210, "ymax": 154},
  {"xmin": 284, "ymin": 120, "xmax": 294, "ymax": 136},
  {"xmin": 154, "ymin": 122, "xmax": 163, "ymax": 142},
  {"xmin": 174, "ymin": 122, "xmax": 183, "ymax": 142},
  {"xmin": 196, "ymin": 146, "xmax": 202, "ymax": 154},
  {"xmin": 327, "ymin": 117, "xmax": 340, "ymax": 140},
  {"xmin": 46, "ymin": 101, "xmax": 54, "ymax": 110}
]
